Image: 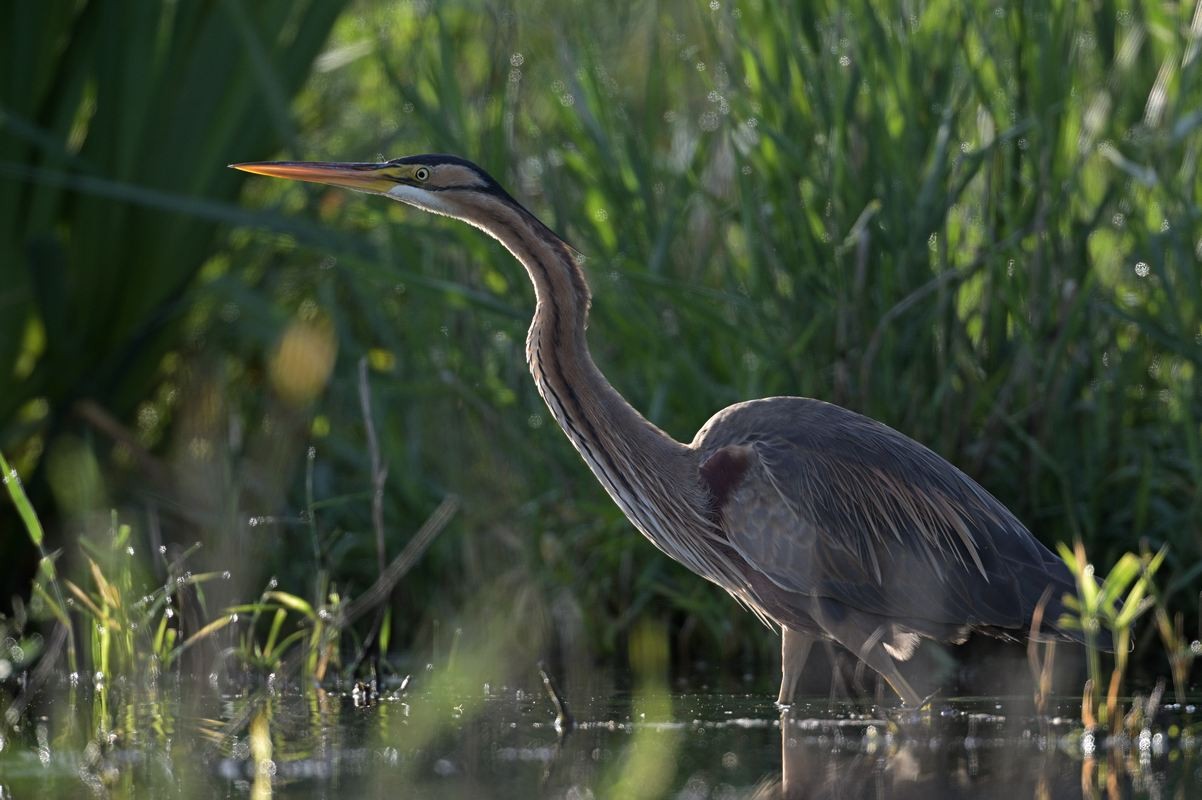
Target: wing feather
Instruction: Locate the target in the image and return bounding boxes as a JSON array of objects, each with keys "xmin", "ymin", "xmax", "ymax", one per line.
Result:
[{"xmin": 695, "ymin": 398, "xmax": 1076, "ymax": 634}]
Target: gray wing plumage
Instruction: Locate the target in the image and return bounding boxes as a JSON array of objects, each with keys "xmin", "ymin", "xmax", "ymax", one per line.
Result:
[{"xmin": 694, "ymin": 397, "xmax": 1077, "ymax": 639}]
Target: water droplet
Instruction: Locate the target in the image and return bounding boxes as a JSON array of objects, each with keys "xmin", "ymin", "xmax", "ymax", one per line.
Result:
[
  {"xmin": 222, "ymin": 570, "xmax": 232, "ymax": 580},
  {"xmin": 158, "ymin": 545, "xmax": 167, "ymax": 555},
  {"xmin": 1134, "ymin": 261, "xmax": 1149, "ymax": 277},
  {"xmin": 510, "ymin": 52, "xmax": 524, "ymax": 67},
  {"xmin": 125, "ymin": 546, "xmax": 135, "ymax": 556}
]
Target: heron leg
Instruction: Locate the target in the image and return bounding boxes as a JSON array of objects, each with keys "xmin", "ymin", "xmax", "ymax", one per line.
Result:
[
  {"xmin": 776, "ymin": 627, "xmax": 814, "ymax": 705},
  {"xmin": 849, "ymin": 636, "xmax": 922, "ymax": 707},
  {"xmin": 810, "ymin": 599, "xmax": 923, "ymax": 707}
]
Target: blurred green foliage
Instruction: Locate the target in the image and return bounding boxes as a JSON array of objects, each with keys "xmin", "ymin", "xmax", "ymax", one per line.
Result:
[{"xmin": 1, "ymin": 0, "xmax": 1200, "ymax": 687}]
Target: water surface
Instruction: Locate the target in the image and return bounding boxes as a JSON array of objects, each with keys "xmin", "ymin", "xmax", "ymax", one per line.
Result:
[{"xmin": 1, "ymin": 681, "xmax": 1198, "ymax": 798}]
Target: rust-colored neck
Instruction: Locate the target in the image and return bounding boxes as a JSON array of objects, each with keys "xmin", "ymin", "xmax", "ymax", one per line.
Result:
[{"xmin": 462, "ymin": 192, "xmax": 734, "ymax": 585}]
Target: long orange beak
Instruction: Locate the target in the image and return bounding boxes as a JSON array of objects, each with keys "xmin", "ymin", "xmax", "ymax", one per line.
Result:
[{"xmin": 230, "ymin": 161, "xmax": 399, "ymax": 194}]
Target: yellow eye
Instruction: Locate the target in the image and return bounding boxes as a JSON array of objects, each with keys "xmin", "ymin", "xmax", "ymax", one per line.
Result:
[{"xmin": 414, "ymin": 167, "xmax": 430, "ymax": 182}]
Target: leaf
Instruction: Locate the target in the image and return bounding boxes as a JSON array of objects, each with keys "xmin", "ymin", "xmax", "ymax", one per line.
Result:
[
  {"xmin": 379, "ymin": 605, "xmax": 392, "ymax": 655},
  {"xmin": 89, "ymin": 557, "xmax": 120, "ymax": 609},
  {"xmin": 64, "ymin": 578, "xmax": 106, "ymax": 622},
  {"xmin": 169, "ymin": 613, "xmax": 236, "ymax": 665},
  {"xmin": 263, "ymin": 607, "xmax": 288, "ymax": 659},
  {"xmin": 1143, "ymin": 546, "xmax": 1167, "ymax": 579},
  {"xmin": 1056, "ymin": 614, "xmax": 1083, "ymax": 630},
  {"xmin": 1099, "ymin": 553, "xmax": 1142, "ymax": 608},
  {"xmin": 31, "ymin": 581, "xmax": 69, "ymax": 628},
  {"xmin": 1115, "ymin": 591, "xmax": 1155, "ymax": 630},
  {"xmin": 0, "ymin": 450, "xmax": 45, "ymax": 547},
  {"xmin": 154, "ymin": 614, "xmax": 171, "ymax": 655},
  {"xmin": 1056, "ymin": 542, "xmax": 1077, "ymax": 572},
  {"xmin": 264, "ymin": 590, "xmax": 316, "ymax": 620}
]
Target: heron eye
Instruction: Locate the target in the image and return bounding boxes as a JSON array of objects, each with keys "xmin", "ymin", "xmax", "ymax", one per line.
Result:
[{"xmin": 414, "ymin": 167, "xmax": 430, "ymax": 182}]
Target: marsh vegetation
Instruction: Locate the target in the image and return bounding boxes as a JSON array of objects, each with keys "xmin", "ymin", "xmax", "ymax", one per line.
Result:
[{"xmin": 2, "ymin": 0, "xmax": 1201, "ymax": 796}]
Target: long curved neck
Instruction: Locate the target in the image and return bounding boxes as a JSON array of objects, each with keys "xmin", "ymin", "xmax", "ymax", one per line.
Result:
[
  {"xmin": 462, "ymin": 195, "xmax": 725, "ymax": 565},
  {"xmin": 453, "ymin": 191, "xmax": 763, "ymax": 597},
  {"xmin": 467, "ymin": 198, "xmax": 686, "ymax": 474}
]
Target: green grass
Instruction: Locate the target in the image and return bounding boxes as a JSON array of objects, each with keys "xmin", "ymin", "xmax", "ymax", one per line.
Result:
[
  {"xmin": 1, "ymin": 0, "xmax": 1199, "ymax": 694},
  {"xmin": 1055, "ymin": 539, "xmax": 1164, "ymax": 731}
]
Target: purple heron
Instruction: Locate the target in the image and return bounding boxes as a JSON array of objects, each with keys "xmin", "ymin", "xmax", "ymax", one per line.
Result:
[{"xmin": 232, "ymin": 155, "xmax": 1086, "ymax": 706}]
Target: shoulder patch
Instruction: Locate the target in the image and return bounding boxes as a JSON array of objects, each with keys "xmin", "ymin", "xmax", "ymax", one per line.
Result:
[{"xmin": 699, "ymin": 445, "xmax": 752, "ymax": 511}]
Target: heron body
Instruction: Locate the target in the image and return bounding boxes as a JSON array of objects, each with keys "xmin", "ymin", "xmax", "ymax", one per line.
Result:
[{"xmin": 233, "ymin": 154, "xmax": 1083, "ymax": 706}]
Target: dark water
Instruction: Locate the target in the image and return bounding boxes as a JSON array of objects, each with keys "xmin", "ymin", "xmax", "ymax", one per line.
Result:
[{"xmin": 1, "ymin": 681, "xmax": 1199, "ymax": 798}]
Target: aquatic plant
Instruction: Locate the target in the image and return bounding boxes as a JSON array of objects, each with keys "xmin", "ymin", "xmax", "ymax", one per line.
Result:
[{"xmin": 1058, "ymin": 539, "xmax": 1165, "ymax": 731}]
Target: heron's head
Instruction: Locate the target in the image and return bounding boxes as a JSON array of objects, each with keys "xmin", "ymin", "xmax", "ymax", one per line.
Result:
[{"xmin": 231, "ymin": 154, "xmax": 513, "ymax": 224}]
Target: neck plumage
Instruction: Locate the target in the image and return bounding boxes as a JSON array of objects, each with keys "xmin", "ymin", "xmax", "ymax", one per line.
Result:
[
  {"xmin": 462, "ymin": 195, "xmax": 731, "ymax": 581},
  {"xmin": 480, "ymin": 200, "xmax": 684, "ymax": 494}
]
